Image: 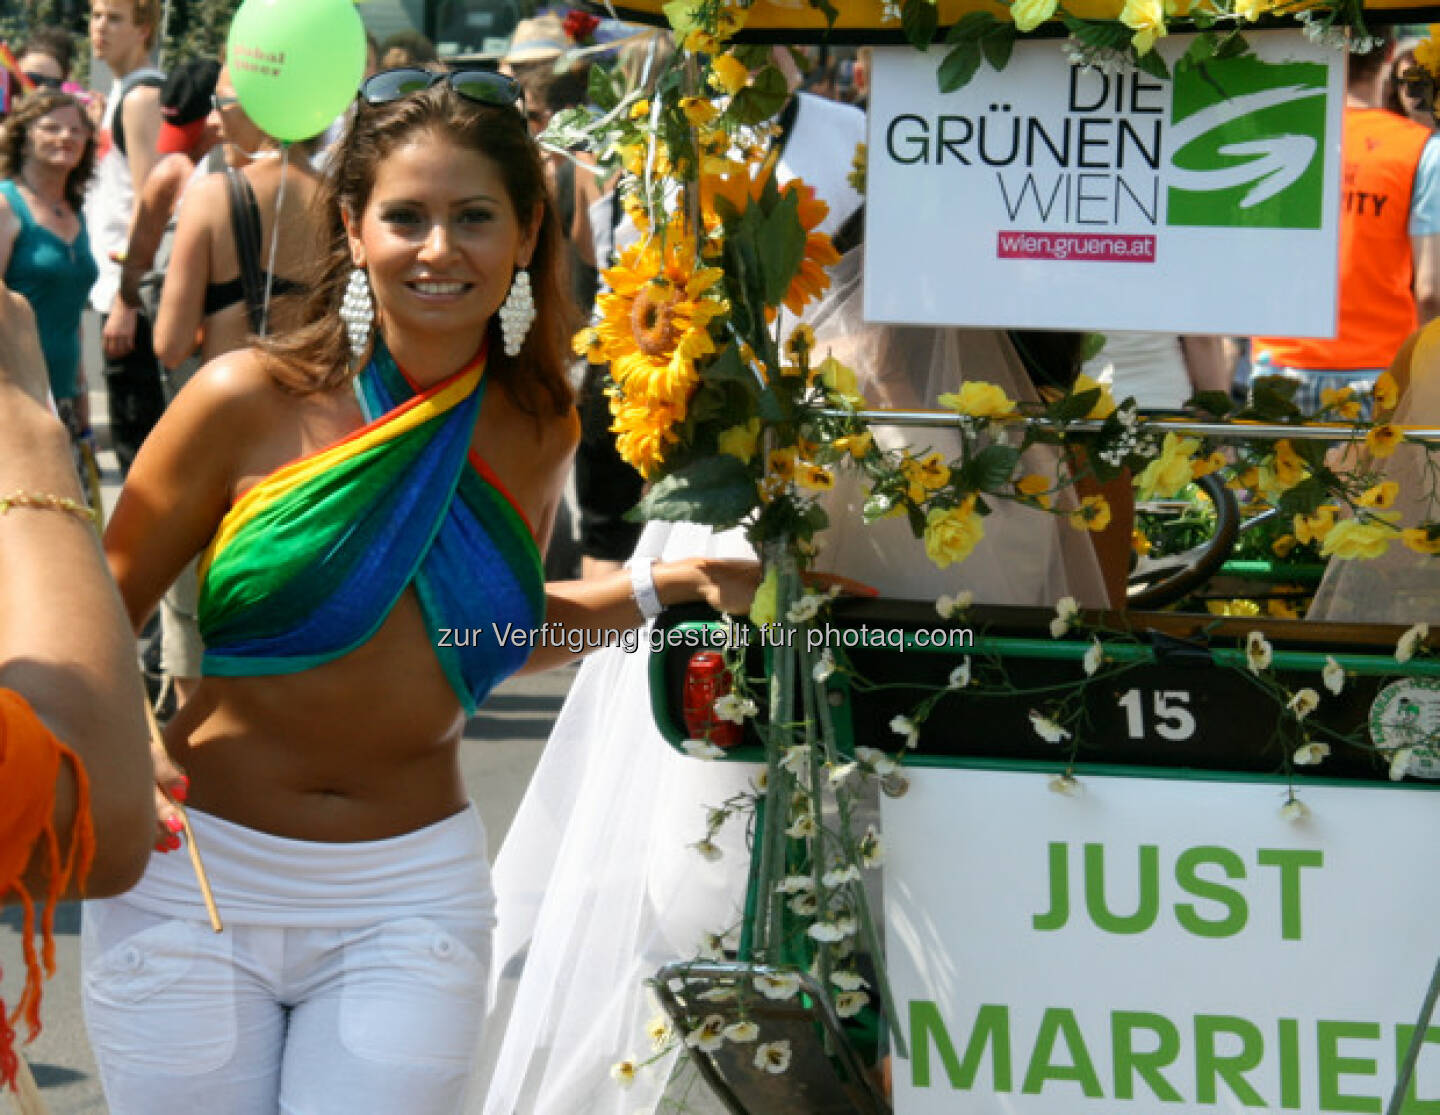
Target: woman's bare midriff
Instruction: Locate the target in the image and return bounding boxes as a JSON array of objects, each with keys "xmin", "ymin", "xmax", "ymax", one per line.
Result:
[{"xmin": 165, "ymin": 589, "xmax": 471, "ymax": 843}]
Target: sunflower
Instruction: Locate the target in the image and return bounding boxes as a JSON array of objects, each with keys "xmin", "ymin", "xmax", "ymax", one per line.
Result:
[
  {"xmin": 596, "ymin": 236, "xmax": 725, "ymax": 414},
  {"xmin": 610, "ymin": 394, "xmax": 685, "ymax": 479}
]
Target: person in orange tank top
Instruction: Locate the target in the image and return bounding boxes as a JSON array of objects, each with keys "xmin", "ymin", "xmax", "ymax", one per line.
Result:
[{"xmin": 1252, "ymin": 33, "xmax": 1440, "ymax": 417}]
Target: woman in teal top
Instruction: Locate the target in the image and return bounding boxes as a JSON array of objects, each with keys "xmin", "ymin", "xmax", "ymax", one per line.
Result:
[{"xmin": 0, "ymin": 89, "xmax": 99, "ymax": 439}]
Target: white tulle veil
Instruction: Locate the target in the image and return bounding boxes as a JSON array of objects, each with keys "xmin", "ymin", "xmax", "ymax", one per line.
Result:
[{"xmin": 470, "ymin": 248, "xmax": 1106, "ymax": 1113}]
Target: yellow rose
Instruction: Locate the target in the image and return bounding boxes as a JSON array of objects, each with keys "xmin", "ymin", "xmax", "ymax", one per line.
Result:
[
  {"xmin": 1070, "ymin": 494, "xmax": 1111, "ymax": 532},
  {"xmin": 1135, "ymin": 433, "xmax": 1200, "ymax": 500},
  {"xmin": 797, "ymin": 463, "xmax": 835, "ymax": 491},
  {"xmin": 1016, "ymin": 473, "xmax": 1052, "ymax": 508},
  {"xmin": 680, "ymin": 97, "xmax": 719, "ymax": 128},
  {"xmin": 1294, "ymin": 505, "xmax": 1338, "ymax": 545},
  {"xmin": 1366, "ymin": 424, "xmax": 1403, "ymax": 458},
  {"xmin": 1273, "ymin": 440, "xmax": 1306, "ymax": 488},
  {"xmin": 938, "ymin": 381, "xmax": 1017, "ymax": 420},
  {"xmin": 1402, "ymin": 526, "xmax": 1440, "ymax": 555},
  {"xmin": 1120, "ymin": 0, "xmax": 1166, "ymax": 52},
  {"xmin": 708, "ymin": 53, "xmax": 749, "ymax": 96},
  {"xmin": 629, "ymin": 98, "xmax": 651, "ymax": 120},
  {"xmin": 1321, "ymin": 516, "xmax": 1396, "ymax": 561},
  {"xmin": 902, "ymin": 451, "xmax": 951, "ymax": 492},
  {"xmin": 924, "ymin": 499, "xmax": 986, "ymax": 569},
  {"xmin": 1374, "ymin": 371, "xmax": 1400, "ymax": 412},
  {"xmin": 767, "ymin": 447, "xmax": 797, "ymax": 481},
  {"xmin": 1191, "ymin": 450, "xmax": 1226, "ymax": 480},
  {"xmin": 717, "ymin": 418, "xmax": 762, "ymax": 464},
  {"xmin": 1271, "ymin": 533, "xmax": 1297, "ymax": 559},
  {"xmin": 1358, "ymin": 481, "xmax": 1400, "ymax": 510},
  {"xmin": 1320, "ymin": 386, "xmax": 1361, "ymax": 420},
  {"xmin": 1010, "ymin": 0, "xmax": 1059, "ymax": 32},
  {"xmin": 1070, "ymin": 372, "xmax": 1117, "ymax": 419},
  {"xmin": 818, "ymin": 356, "xmax": 865, "ymax": 406},
  {"xmin": 832, "ymin": 431, "xmax": 873, "ymax": 459}
]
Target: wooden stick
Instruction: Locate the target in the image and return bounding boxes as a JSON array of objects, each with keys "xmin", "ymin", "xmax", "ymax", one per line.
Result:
[
  {"xmin": 8, "ymin": 1051, "xmax": 51, "ymax": 1115},
  {"xmin": 143, "ymin": 702, "xmax": 222, "ymax": 934}
]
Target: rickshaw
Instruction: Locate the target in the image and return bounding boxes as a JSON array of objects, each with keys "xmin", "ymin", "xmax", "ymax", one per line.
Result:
[{"xmin": 573, "ymin": 2, "xmax": 1440, "ymax": 1110}]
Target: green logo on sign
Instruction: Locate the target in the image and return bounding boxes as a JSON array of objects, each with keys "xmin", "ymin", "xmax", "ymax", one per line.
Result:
[{"xmin": 1167, "ymin": 54, "xmax": 1328, "ymax": 229}]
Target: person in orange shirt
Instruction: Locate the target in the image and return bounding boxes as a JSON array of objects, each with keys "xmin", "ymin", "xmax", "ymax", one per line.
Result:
[
  {"xmin": 1252, "ymin": 33, "xmax": 1440, "ymax": 416},
  {"xmin": 0, "ymin": 286, "xmax": 153, "ymax": 1087}
]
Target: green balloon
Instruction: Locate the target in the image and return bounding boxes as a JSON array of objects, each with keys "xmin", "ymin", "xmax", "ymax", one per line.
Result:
[{"xmin": 227, "ymin": 0, "xmax": 365, "ymax": 143}]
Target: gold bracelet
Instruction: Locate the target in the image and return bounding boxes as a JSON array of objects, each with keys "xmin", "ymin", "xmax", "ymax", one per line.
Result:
[{"xmin": 0, "ymin": 490, "xmax": 99, "ymax": 528}]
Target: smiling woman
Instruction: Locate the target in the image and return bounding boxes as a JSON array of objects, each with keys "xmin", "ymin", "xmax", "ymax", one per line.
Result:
[{"xmin": 85, "ymin": 69, "xmax": 760, "ymax": 1115}]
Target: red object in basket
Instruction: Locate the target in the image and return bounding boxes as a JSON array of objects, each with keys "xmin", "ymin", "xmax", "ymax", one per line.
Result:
[{"xmin": 682, "ymin": 651, "xmax": 743, "ymax": 749}]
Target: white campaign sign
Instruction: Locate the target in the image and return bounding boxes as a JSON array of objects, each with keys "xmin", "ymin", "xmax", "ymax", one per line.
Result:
[
  {"xmin": 882, "ymin": 768, "xmax": 1440, "ymax": 1114},
  {"xmin": 865, "ymin": 32, "xmax": 1345, "ymax": 335}
]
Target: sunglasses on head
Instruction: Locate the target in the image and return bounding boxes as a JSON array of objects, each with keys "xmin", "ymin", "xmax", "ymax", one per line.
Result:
[{"xmin": 359, "ymin": 67, "xmax": 523, "ymax": 111}]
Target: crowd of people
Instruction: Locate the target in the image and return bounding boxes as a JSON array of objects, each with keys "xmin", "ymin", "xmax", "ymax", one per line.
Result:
[{"xmin": 0, "ymin": 3, "xmax": 1438, "ymax": 1114}]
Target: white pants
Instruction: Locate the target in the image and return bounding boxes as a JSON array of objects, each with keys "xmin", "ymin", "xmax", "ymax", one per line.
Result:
[{"xmin": 82, "ymin": 806, "xmax": 494, "ymax": 1114}]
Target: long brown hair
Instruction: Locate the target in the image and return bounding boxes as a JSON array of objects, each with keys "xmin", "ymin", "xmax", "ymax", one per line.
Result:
[
  {"xmin": 260, "ymin": 83, "xmax": 573, "ymax": 417},
  {"xmin": 0, "ymin": 91, "xmax": 96, "ymax": 213}
]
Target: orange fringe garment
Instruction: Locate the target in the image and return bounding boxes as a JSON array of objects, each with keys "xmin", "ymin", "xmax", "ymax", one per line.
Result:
[{"xmin": 0, "ymin": 688, "xmax": 93, "ymax": 1090}]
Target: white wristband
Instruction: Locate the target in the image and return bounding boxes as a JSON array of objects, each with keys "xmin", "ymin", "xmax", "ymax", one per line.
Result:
[{"xmin": 630, "ymin": 557, "xmax": 663, "ymax": 622}]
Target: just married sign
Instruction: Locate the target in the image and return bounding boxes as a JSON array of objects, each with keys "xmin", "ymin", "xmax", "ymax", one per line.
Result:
[
  {"xmin": 882, "ymin": 767, "xmax": 1440, "ymax": 1113},
  {"xmin": 864, "ymin": 32, "xmax": 1345, "ymax": 335}
]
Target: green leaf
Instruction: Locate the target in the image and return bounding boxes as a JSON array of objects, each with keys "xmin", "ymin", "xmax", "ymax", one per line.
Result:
[
  {"xmin": 902, "ymin": 0, "xmax": 940, "ymax": 49},
  {"xmin": 705, "ymin": 344, "xmax": 757, "ymax": 389},
  {"xmin": 981, "ymin": 24, "xmax": 1016, "ymax": 72},
  {"xmin": 662, "ymin": 0, "xmax": 700, "ymax": 36},
  {"xmin": 757, "ymin": 188, "xmax": 806, "ymax": 308},
  {"xmin": 1064, "ymin": 16, "xmax": 1131, "ymax": 51},
  {"xmin": 938, "ymin": 41, "xmax": 983, "ymax": 94},
  {"xmin": 635, "ymin": 455, "xmax": 759, "ymax": 526},
  {"xmin": 584, "ymin": 67, "xmax": 620, "ymax": 113},
  {"xmin": 944, "ymin": 10, "xmax": 996, "ymax": 43},
  {"xmin": 1188, "ymin": 390, "xmax": 1235, "ymax": 419},
  {"xmin": 1132, "ymin": 48, "xmax": 1170, "ymax": 82},
  {"xmin": 961, "ymin": 444, "xmax": 1022, "ymax": 490},
  {"xmin": 1177, "ymin": 32, "xmax": 1215, "ymax": 72},
  {"xmin": 728, "ymin": 65, "xmax": 790, "ymax": 126},
  {"xmin": 1079, "ymin": 332, "xmax": 1107, "ymax": 363},
  {"xmin": 1049, "ymin": 387, "xmax": 1101, "ymax": 424},
  {"xmin": 1214, "ymin": 31, "xmax": 1251, "ymax": 59},
  {"xmin": 1249, "ymin": 377, "xmax": 1301, "ymax": 422},
  {"xmin": 1277, "ymin": 477, "xmax": 1327, "ymax": 519}
]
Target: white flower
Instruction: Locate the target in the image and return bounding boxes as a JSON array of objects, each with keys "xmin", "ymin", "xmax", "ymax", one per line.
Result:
[
  {"xmin": 1050, "ymin": 596, "xmax": 1080, "ymax": 638},
  {"xmin": 1287, "ymin": 688, "xmax": 1320, "ymax": 720},
  {"xmin": 697, "ymin": 985, "xmax": 737, "ymax": 1002},
  {"xmin": 1292, "ymin": 741, "xmax": 1330, "ymax": 766},
  {"xmin": 807, "ymin": 918, "xmax": 847, "ymax": 943},
  {"xmin": 775, "ymin": 874, "xmax": 815, "ymax": 895},
  {"xmin": 752, "ymin": 768, "xmax": 769, "ymax": 794},
  {"xmin": 683, "ymin": 739, "xmax": 726, "ymax": 760},
  {"xmin": 1048, "ymin": 773, "xmax": 1083, "ymax": 796},
  {"xmin": 1029, "ymin": 710, "xmax": 1071, "ymax": 743},
  {"xmin": 889, "ymin": 715, "xmax": 919, "ymax": 748},
  {"xmin": 785, "ymin": 812, "xmax": 816, "ymax": 838},
  {"xmin": 786, "ymin": 592, "xmax": 825, "ymax": 624},
  {"xmin": 646, "ymin": 1015, "xmax": 673, "ymax": 1050},
  {"xmin": 713, "ymin": 693, "xmax": 758, "ymax": 724},
  {"xmin": 692, "ymin": 839, "xmax": 723, "ymax": 862},
  {"xmin": 723, "ymin": 1020, "xmax": 759, "ymax": 1043},
  {"xmin": 854, "ymin": 746, "xmax": 897, "ymax": 776},
  {"xmin": 1245, "ymin": 631, "xmax": 1273, "ymax": 674},
  {"xmin": 1396, "ymin": 623, "xmax": 1429, "ymax": 664},
  {"xmin": 858, "ymin": 824, "xmax": 885, "ymax": 868},
  {"xmin": 1390, "ymin": 746, "xmax": 1416, "ymax": 781},
  {"xmin": 935, "ymin": 590, "xmax": 973, "ymax": 618},
  {"xmin": 754, "ymin": 971, "xmax": 802, "ymax": 1000},
  {"xmin": 828, "ymin": 761, "xmax": 858, "ymax": 786},
  {"xmin": 754, "ymin": 1040, "xmax": 792, "ymax": 1074},
  {"xmin": 835, "ymin": 990, "xmax": 870, "ymax": 1018},
  {"xmin": 812, "ymin": 648, "xmax": 835, "ymax": 683},
  {"xmin": 611, "ymin": 1059, "xmax": 638, "ymax": 1087},
  {"xmin": 779, "ymin": 744, "xmax": 811, "ymax": 776},
  {"xmin": 1083, "ymin": 638, "xmax": 1104, "ymax": 677},
  {"xmin": 686, "ymin": 1015, "xmax": 728, "ymax": 1052},
  {"xmin": 1279, "ymin": 796, "xmax": 1310, "ymax": 822},
  {"xmin": 822, "ymin": 863, "xmax": 861, "ymax": 887},
  {"xmin": 788, "ymin": 891, "xmax": 819, "ymax": 916},
  {"xmin": 1322, "ymin": 656, "xmax": 1345, "ymax": 695},
  {"xmin": 948, "ymin": 660, "xmax": 972, "ymax": 689},
  {"xmin": 831, "ymin": 969, "xmax": 870, "ymax": 991}
]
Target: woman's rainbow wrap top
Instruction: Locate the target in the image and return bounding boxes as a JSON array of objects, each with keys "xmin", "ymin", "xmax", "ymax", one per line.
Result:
[{"xmin": 196, "ymin": 341, "xmax": 545, "ymax": 715}]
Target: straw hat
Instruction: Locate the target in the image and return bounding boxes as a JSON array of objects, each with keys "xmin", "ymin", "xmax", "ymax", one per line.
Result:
[{"xmin": 502, "ymin": 13, "xmax": 569, "ymax": 65}]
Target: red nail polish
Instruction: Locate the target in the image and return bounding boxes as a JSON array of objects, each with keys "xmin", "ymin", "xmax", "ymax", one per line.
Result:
[
  {"xmin": 172, "ymin": 776, "xmax": 190, "ymax": 803},
  {"xmin": 154, "ymin": 838, "xmax": 170, "ymax": 854},
  {"xmin": 165, "ymin": 816, "xmax": 184, "ymax": 835},
  {"xmin": 167, "ymin": 834, "xmax": 182, "ymax": 851}
]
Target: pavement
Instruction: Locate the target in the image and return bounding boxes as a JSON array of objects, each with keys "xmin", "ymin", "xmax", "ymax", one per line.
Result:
[{"xmin": 0, "ymin": 317, "xmax": 575, "ymax": 1113}]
